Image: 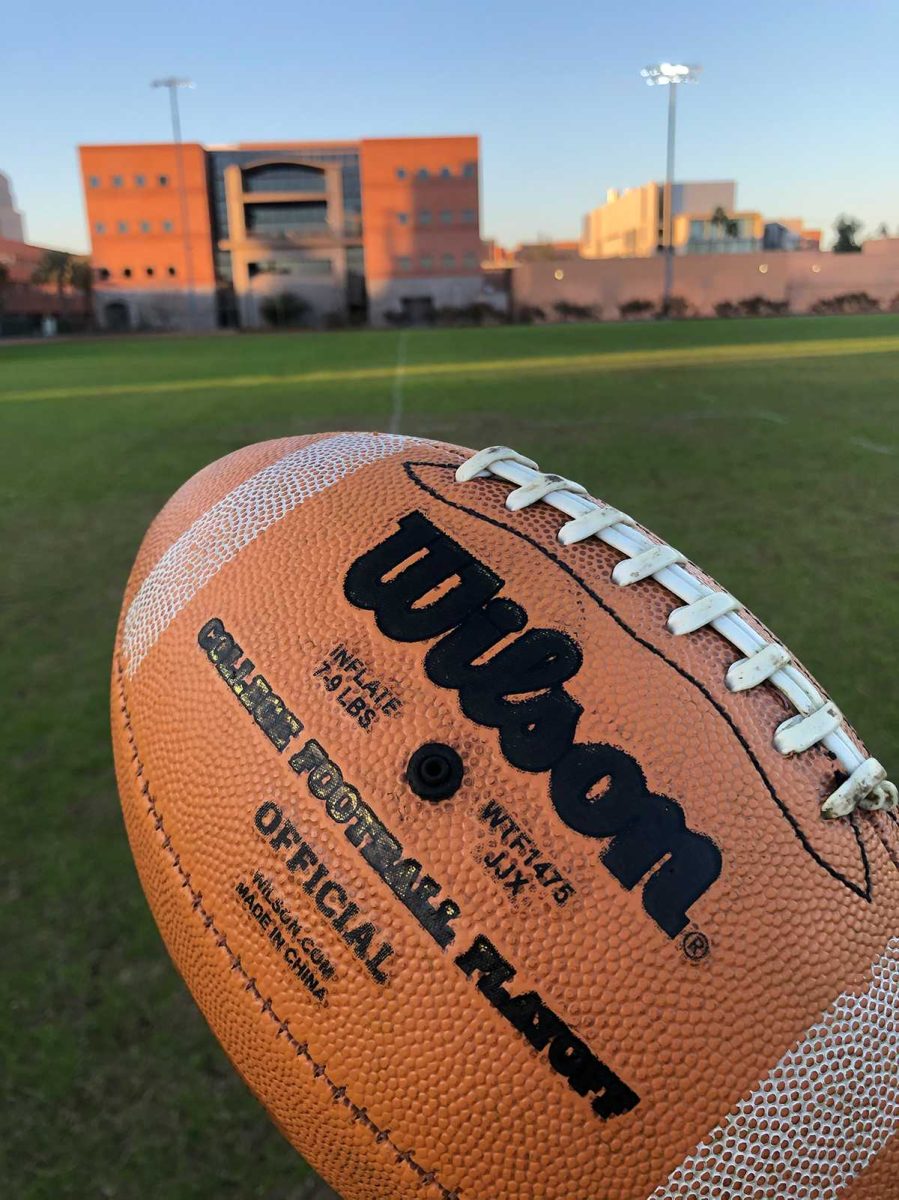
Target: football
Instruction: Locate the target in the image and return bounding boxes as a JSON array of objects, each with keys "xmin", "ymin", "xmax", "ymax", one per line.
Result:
[{"xmin": 111, "ymin": 432, "xmax": 898, "ymax": 1200}]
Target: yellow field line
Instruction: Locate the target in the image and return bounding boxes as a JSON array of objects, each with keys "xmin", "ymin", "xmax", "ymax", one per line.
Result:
[{"xmin": 3, "ymin": 333, "xmax": 899, "ymax": 404}]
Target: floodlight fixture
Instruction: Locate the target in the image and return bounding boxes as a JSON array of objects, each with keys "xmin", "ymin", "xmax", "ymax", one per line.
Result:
[
  {"xmin": 151, "ymin": 76, "xmax": 196, "ymax": 90},
  {"xmin": 641, "ymin": 63, "xmax": 702, "ymax": 86}
]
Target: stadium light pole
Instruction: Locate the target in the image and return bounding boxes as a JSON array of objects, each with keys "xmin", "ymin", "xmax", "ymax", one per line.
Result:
[
  {"xmin": 151, "ymin": 77, "xmax": 197, "ymax": 330},
  {"xmin": 640, "ymin": 63, "xmax": 701, "ymax": 315}
]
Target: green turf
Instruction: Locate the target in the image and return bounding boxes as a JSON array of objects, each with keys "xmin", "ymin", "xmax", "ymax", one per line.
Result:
[{"xmin": 3, "ymin": 315, "xmax": 898, "ymax": 1198}]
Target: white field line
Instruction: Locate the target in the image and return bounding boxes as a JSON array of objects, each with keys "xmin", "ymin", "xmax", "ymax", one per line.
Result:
[{"xmin": 850, "ymin": 435, "xmax": 896, "ymax": 456}]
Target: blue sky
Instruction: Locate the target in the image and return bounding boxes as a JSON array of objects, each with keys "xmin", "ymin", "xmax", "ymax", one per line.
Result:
[{"xmin": 4, "ymin": 0, "xmax": 897, "ymax": 252}]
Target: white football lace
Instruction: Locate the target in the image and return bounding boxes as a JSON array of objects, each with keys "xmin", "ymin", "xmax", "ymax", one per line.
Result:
[{"xmin": 456, "ymin": 446, "xmax": 897, "ymax": 821}]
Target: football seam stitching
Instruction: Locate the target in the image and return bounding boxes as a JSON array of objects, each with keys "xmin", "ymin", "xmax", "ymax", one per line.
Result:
[
  {"xmin": 114, "ymin": 654, "xmax": 459, "ymax": 1200},
  {"xmin": 403, "ymin": 460, "xmax": 875, "ymax": 902}
]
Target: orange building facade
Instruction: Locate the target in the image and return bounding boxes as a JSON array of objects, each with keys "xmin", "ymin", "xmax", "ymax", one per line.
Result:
[{"xmin": 79, "ymin": 135, "xmax": 482, "ymax": 330}]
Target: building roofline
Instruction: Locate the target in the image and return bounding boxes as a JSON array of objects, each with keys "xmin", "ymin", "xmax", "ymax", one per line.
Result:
[{"xmin": 78, "ymin": 142, "xmax": 206, "ymax": 151}]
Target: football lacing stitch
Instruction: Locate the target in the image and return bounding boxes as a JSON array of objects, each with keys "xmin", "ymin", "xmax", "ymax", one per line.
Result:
[{"xmin": 456, "ymin": 446, "xmax": 897, "ymax": 820}]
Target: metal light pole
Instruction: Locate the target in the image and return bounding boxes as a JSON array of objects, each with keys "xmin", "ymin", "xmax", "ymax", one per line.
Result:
[
  {"xmin": 640, "ymin": 63, "xmax": 701, "ymax": 315},
  {"xmin": 151, "ymin": 76, "xmax": 198, "ymax": 330}
]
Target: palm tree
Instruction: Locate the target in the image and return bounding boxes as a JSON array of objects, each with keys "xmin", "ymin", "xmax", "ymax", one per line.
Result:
[
  {"xmin": 32, "ymin": 249, "xmax": 73, "ymax": 299},
  {"xmin": 70, "ymin": 259, "xmax": 94, "ymax": 327},
  {"xmin": 833, "ymin": 215, "xmax": 863, "ymax": 254},
  {"xmin": 710, "ymin": 206, "xmax": 740, "ymax": 239}
]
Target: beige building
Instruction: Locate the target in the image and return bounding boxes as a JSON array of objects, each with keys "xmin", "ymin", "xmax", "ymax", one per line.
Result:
[{"xmin": 582, "ymin": 181, "xmax": 741, "ymax": 258}]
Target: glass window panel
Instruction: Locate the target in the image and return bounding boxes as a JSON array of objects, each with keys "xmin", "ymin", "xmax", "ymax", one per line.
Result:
[
  {"xmin": 244, "ymin": 201, "xmax": 329, "ymax": 234},
  {"xmin": 243, "ymin": 163, "xmax": 327, "ymax": 194}
]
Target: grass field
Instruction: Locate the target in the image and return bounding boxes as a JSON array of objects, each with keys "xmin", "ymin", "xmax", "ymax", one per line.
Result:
[{"xmin": 3, "ymin": 315, "xmax": 898, "ymax": 1198}]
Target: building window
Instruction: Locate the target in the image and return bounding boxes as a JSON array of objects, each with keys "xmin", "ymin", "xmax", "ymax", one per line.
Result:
[
  {"xmin": 123, "ymin": 267, "xmax": 132, "ymax": 278},
  {"xmin": 462, "ymin": 208, "xmax": 476, "ymax": 224},
  {"xmin": 95, "ymin": 221, "xmax": 106, "ymax": 234},
  {"xmin": 243, "ymin": 163, "xmax": 326, "ymax": 194},
  {"xmin": 112, "ymin": 175, "xmax": 123, "ymax": 187},
  {"xmin": 162, "ymin": 220, "xmax": 173, "ymax": 232},
  {"xmin": 140, "ymin": 221, "xmax": 151, "ymax": 233},
  {"xmin": 397, "ymin": 212, "xmax": 409, "ymax": 225},
  {"xmin": 89, "ymin": 176, "xmax": 100, "ymax": 188},
  {"xmin": 419, "ymin": 209, "xmax": 432, "ymax": 225},
  {"xmin": 146, "ymin": 267, "xmax": 155, "ymax": 277},
  {"xmin": 396, "ymin": 167, "xmax": 407, "ymax": 180},
  {"xmin": 117, "ymin": 221, "xmax": 128, "ymax": 233},
  {"xmin": 167, "ymin": 266, "xmax": 177, "ymax": 277},
  {"xmin": 463, "ymin": 163, "xmax": 476, "ymax": 179},
  {"xmin": 397, "ymin": 256, "xmax": 412, "ymax": 272},
  {"xmin": 463, "ymin": 251, "xmax": 478, "ymax": 269},
  {"xmin": 135, "ymin": 174, "xmax": 146, "ymax": 187},
  {"xmin": 440, "ymin": 210, "xmax": 452, "ymax": 224},
  {"xmin": 417, "ymin": 167, "xmax": 429, "ymax": 179},
  {"xmin": 442, "ymin": 253, "xmax": 455, "ymax": 269},
  {"xmin": 440, "ymin": 167, "xmax": 451, "ymax": 179},
  {"xmin": 158, "ymin": 174, "xmax": 169, "ymax": 186},
  {"xmin": 420, "ymin": 254, "xmax": 433, "ymax": 270}
]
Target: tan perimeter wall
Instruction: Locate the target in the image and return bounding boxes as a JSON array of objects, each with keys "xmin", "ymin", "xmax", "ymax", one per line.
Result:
[{"xmin": 514, "ymin": 243, "xmax": 899, "ymax": 318}]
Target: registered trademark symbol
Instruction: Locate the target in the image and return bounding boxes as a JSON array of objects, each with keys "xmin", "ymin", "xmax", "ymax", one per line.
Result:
[{"xmin": 682, "ymin": 930, "xmax": 710, "ymax": 961}]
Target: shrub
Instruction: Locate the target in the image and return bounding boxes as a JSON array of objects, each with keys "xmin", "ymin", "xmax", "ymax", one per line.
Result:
[
  {"xmin": 619, "ymin": 298, "xmax": 655, "ymax": 319},
  {"xmin": 553, "ymin": 300, "xmax": 599, "ymax": 322},
  {"xmin": 889, "ymin": 294, "xmax": 899, "ymax": 313},
  {"xmin": 461, "ymin": 302, "xmax": 503, "ymax": 325},
  {"xmin": 715, "ymin": 295, "xmax": 790, "ymax": 318},
  {"xmin": 259, "ymin": 292, "xmax": 312, "ymax": 327},
  {"xmin": 323, "ymin": 310, "xmax": 348, "ymax": 331},
  {"xmin": 434, "ymin": 305, "xmax": 463, "ymax": 326},
  {"xmin": 382, "ymin": 309, "xmax": 409, "ymax": 327},
  {"xmin": 658, "ymin": 295, "xmax": 692, "ymax": 319},
  {"xmin": 516, "ymin": 305, "xmax": 546, "ymax": 324},
  {"xmin": 432, "ymin": 302, "xmax": 498, "ymax": 326},
  {"xmin": 810, "ymin": 292, "xmax": 880, "ymax": 315}
]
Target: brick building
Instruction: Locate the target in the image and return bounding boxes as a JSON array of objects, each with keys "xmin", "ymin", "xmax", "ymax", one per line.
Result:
[{"xmin": 79, "ymin": 135, "xmax": 483, "ymax": 330}]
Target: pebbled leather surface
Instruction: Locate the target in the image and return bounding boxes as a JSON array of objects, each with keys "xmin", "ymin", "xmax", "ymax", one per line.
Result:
[{"xmin": 111, "ymin": 433, "xmax": 898, "ymax": 1200}]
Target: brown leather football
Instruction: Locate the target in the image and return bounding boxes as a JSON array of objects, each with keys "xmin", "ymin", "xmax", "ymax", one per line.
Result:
[{"xmin": 111, "ymin": 432, "xmax": 898, "ymax": 1200}]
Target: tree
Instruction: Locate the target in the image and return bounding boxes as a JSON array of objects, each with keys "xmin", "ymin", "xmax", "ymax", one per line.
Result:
[
  {"xmin": 710, "ymin": 206, "xmax": 740, "ymax": 239},
  {"xmin": 70, "ymin": 260, "xmax": 95, "ymax": 328},
  {"xmin": 832, "ymin": 215, "xmax": 863, "ymax": 253},
  {"xmin": 875, "ymin": 222, "xmax": 891, "ymax": 239},
  {"xmin": 32, "ymin": 249, "xmax": 74, "ymax": 297}
]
